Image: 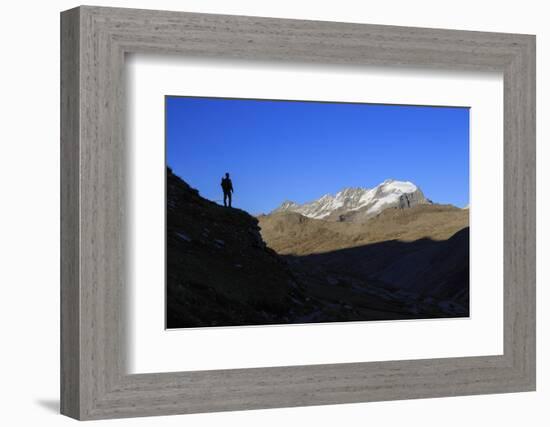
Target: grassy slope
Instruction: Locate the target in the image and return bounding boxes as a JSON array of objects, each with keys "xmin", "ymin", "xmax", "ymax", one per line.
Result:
[{"xmin": 257, "ymin": 204, "xmax": 469, "ymax": 256}]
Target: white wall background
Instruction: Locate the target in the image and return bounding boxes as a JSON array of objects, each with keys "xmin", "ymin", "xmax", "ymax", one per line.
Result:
[{"xmin": 0, "ymin": 1, "xmax": 546, "ymax": 425}]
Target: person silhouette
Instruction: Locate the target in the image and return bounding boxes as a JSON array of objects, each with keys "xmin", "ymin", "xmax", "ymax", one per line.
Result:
[{"xmin": 221, "ymin": 172, "xmax": 233, "ymax": 207}]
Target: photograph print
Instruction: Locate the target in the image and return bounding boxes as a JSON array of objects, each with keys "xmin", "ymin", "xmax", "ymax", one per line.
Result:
[{"xmin": 166, "ymin": 96, "xmax": 470, "ymax": 329}]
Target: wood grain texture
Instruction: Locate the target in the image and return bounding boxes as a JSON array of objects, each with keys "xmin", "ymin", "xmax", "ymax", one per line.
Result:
[
  {"xmin": 60, "ymin": 5, "xmax": 536, "ymax": 420},
  {"xmin": 60, "ymin": 7, "xmax": 80, "ymax": 419}
]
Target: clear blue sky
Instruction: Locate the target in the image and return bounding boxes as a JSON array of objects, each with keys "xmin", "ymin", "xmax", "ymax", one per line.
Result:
[{"xmin": 166, "ymin": 96, "xmax": 469, "ymax": 214}]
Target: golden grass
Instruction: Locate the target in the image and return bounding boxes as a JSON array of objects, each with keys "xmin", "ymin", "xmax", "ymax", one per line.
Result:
[{"xmin": 258, "ymin": 204, "xmax": 469, "ymax": 256}]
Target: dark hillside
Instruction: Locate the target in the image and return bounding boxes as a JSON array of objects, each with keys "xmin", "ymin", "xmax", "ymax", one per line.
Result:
[{"xmin": 166, "ymin": 168, "xmax": 312, "ymax": 328}]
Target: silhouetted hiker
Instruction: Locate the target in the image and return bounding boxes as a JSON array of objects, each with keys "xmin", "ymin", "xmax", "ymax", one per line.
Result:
[{"xmin": 221, "ymin": 172, "xmax": 234, "ymax": 207}]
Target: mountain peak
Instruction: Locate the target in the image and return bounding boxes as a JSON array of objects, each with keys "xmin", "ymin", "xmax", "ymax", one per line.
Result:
[{"xmin": 272, "ymin": 179, "xmax": 429, "ymax": 221}]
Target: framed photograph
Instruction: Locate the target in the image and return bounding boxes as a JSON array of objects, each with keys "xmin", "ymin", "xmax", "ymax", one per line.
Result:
[
  {"xmin": 165, "ymin": 96, "xmax": 472, "ymax": 329},
  {"xmin": 61, "ymin": 6, "xmax": 536, "ymax": 420}
]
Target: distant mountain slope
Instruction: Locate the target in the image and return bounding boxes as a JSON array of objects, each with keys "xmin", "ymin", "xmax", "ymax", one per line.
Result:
[
  {"xmin": 259, "ymin": 203, "xmax": 468, "ymax": 256},
  {"xmin": 272, "ymin": 179, "xmax": 431, "ymax": 221}
]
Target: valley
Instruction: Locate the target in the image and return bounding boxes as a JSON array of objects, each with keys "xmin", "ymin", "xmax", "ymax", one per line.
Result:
[{"xmin": 166, "ymin": 169, "xmax": 470, "ymax": 329}]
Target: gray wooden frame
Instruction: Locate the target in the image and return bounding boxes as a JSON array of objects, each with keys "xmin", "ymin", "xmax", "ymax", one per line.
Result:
[{"xmin": 60, "ymin": 5, "xmax": 536, "ymax": 420}]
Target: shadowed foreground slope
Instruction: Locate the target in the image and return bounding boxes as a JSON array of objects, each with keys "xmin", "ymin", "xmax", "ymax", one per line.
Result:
[
  {"xmin": 167, "ymin": 169, "xmax": 469, "ymax": 328},
  {"xmin": 167, "ymin": 168, "xmax": 315, "ymax": 328},
  {"xmin": 290, "ymin": 229, "xmax": 469, "ymax": 311}
]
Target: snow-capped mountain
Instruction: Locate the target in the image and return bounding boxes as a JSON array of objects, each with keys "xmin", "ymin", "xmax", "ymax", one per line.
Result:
[{"xmin": 271, "ymin": 179, "xmax": 431, "ymax": 221}]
